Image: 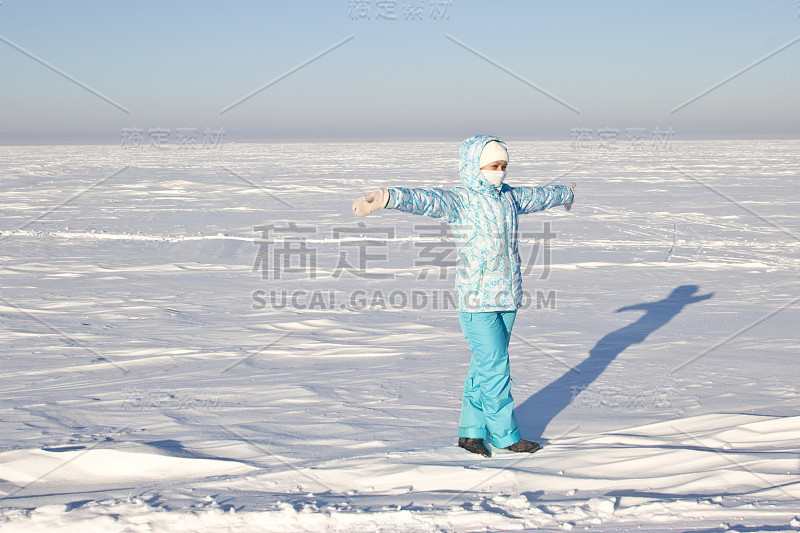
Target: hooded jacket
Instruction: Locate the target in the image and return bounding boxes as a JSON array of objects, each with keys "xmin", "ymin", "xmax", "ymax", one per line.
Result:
[{"xmin": 386, "ymin": 135, "xmax": 573, "ymax": 313}]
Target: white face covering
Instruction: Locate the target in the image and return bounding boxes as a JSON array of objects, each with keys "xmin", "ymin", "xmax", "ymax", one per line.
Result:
[{"xmin": 481, "ymin": 170, "xmax": 506, "ymax": 188}]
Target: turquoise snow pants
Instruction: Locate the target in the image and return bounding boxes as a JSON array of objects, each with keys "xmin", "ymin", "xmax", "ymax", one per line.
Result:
[{"xmin": 457, "ymin": 310, "xmax": 521, "ymax": 448}]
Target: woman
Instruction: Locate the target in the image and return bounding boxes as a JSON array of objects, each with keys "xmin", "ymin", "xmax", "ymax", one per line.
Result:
[{"xmin": 352, "ymin": 135, "xmax": 575, "ymax": 457}]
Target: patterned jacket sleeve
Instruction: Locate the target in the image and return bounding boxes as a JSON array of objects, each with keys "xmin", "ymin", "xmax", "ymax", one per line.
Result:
[
  {"xmin": 386, "ymin": 187, "xmax": 463, "ymax": 221},
  {"xmin": 511, "ymin": 185, "xmax": 573, "ymax": 215}
]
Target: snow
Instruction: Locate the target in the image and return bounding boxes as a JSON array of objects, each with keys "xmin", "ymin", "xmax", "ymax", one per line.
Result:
[{"xmin": 0, "ymin": 140, "xmax": 799, "ymax": 532}]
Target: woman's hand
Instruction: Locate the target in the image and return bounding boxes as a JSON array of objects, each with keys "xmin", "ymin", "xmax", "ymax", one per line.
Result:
[
  {"xmin": 564, "ymin": 182, "xmax": 576, "ymax": 211},
  {"xmin": 352, "ymin": 188, "xmax": 389, "ymax": 217}
]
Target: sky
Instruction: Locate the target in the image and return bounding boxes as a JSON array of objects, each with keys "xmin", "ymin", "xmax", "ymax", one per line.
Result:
[{"xmin": 1, "ymin": 0, "xmax": 799, "ymax": 142}]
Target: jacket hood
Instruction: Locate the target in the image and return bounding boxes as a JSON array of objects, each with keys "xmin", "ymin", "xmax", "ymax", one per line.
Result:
[{"xmin": 458, "ymin": 135, "xmax": 507, "ymax": 194}]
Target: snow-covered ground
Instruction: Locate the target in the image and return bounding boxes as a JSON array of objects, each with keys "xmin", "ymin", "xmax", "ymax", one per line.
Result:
[{"xmin": 0, "ymin": 140, "xmax": 798, "ymax": 532}]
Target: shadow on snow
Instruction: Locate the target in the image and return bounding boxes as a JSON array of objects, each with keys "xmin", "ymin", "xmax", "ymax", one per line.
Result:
[{"xmin": 515, "ymin": 284, "xmax": 714, "ymax": 438}]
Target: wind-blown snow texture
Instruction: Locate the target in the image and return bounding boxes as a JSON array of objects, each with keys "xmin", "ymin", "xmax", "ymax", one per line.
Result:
[{"xmin": 0, "ymin": 141, "xmax": 798, "ymax": 532}]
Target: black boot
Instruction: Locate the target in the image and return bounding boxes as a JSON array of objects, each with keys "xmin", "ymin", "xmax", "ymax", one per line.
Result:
[
  {"xmin": 505, "ymin": 439, "xmax": 541, "ymax": 453},
  {"xmin": 458, "ymin": 437, "xmax": 491, "ymax": 457}
]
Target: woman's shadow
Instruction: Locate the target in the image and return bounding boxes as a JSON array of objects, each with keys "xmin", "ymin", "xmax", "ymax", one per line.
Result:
[{"xmin": 515, "ymin": 285, "xmax": 714, "ymax": 438}]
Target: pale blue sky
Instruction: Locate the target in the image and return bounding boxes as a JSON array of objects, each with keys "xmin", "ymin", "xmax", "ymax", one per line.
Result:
[{"xmin": 1, "ymin": 0, "xmax": 799, "ymax": 142}]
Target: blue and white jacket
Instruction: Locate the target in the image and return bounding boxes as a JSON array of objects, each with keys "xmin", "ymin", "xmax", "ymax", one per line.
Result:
[{"xmin": 386, "ymin": 135, "xmax": 573, "ymax": 313}]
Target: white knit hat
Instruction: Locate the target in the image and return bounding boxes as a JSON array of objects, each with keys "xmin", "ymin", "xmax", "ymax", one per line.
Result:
[{"xmin": 479, "ymin": 141, "xmax": 508, "ymax": 168}]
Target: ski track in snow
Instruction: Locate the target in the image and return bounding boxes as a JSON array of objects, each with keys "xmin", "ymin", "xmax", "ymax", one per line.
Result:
[{"xmin": 0, "ymin": 141, "xmax": 799, "ymax": 532}]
